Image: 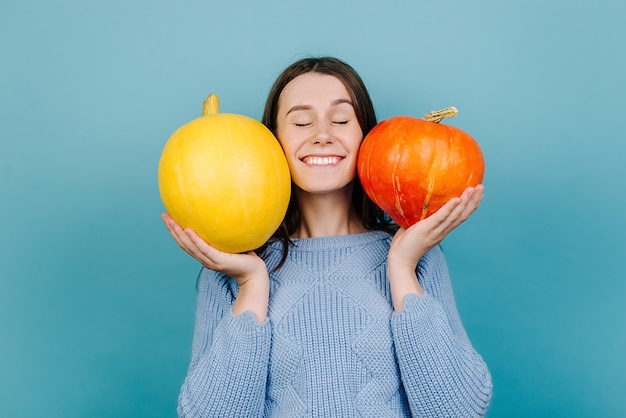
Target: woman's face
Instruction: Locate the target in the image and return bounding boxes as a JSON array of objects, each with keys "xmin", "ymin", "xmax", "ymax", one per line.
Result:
[{"xmin": 275, "ymin": 73, "xmax": 363, "ymax": 196}]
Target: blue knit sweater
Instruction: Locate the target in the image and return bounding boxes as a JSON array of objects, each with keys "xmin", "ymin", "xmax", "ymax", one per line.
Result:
[{"xmin": 177, "ymin": 231, "xmax": 492, "ymax": 417}]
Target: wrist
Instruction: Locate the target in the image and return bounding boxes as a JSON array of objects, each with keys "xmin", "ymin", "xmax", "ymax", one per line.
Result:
[
  {"xmin": 238, "ymin": 273, "xmax": 269, "ymax": 294},
  {"xmin": 233, "ymin": 272, "xmax": 269, "ymax": 323},
  {"xmin": 387, "ymin": 240, "xmax": 427, "ymax": 272},
  {"xmin": 387, "ymin": 259, "xmax": 424, "ymax": 312},
  {"xmin": 387, "ymin": 251, "xmax": 420, "ymax": 278}
]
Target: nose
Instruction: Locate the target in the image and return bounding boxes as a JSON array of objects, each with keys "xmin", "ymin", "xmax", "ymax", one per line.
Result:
[{"xmin": 312, "ymin": 123, "xmax": 333, "ymax": 144}]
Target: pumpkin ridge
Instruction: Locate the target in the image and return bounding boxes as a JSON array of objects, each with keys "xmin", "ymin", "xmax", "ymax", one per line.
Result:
[{"xmin": 391, "ymin": 139, "xmax": 407, "ymax": 225}]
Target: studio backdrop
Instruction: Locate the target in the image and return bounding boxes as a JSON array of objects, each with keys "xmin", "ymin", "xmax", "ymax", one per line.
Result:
[{"xmin": 1, "ymin": 0, "xmax": 624, "ymax": 417}]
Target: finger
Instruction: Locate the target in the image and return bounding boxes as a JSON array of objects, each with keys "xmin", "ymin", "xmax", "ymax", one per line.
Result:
[
  {"xmin": 183, "ymin": 229, "xmax": 263, "ymax": 276},
  {"xmin": 161, "ymin": 214, "xmax": 189, "ymax": 249},
  {"xmin": 162, "ymin": 215, "xmax": 209, "ymax": 261},
  {"xmin": 160, "ymin": 214, "xmax": 240, "ymax": 273},
  {"xmin": 439, "ymin": 186, "xmax": 484, "ymax": 233},
  {"xmin": 183, "ymin": 228, "xmax": 224, "ymax": 261},
  {"xmin": 427, "ymin": 187, "xmax": 475, "ymax": 235},
  {"xmin": 456, "ymin": 186, "xmax": 484, "ymax": 221},
  {"xmin": 460, "ymin": 189, "xmax": 484, "ymax": 219},
  {"xmin": 430, "ymin": 195, "xmax": 464, "ymax": 231}
]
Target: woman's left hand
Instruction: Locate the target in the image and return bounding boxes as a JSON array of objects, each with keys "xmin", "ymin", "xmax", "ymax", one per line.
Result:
[{"xmin": 388, "ymin": 185, "xmax": 485, "ymax": 275}]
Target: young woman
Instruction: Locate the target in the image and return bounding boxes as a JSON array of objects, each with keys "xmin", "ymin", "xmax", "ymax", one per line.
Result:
[{"xmin": 162, "ymin": 57, "xmax": 492, "ymax": 417}]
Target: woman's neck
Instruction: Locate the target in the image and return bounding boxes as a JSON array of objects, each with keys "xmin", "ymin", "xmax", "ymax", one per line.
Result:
[{"xmin": 292, "ymin": 186, "xmax": 368, "ymax": 238}]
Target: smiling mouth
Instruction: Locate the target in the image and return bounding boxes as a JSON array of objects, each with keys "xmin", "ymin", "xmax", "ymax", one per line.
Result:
[{"xmin": 302, "ymin": 156, "xmax": 342, "ymax": 166}]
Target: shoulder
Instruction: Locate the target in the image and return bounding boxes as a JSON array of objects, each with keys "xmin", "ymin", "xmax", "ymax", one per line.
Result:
[
  {"xmin": 419, "ymin": 245, "xmax": 446, "ymax": 266},
  {"xmin": 416, "ymin": 245, "xmax": 450, "ymax": 280},
  {"xmin": 415, "ymin": 245, "xmax": 457, "ymax": 298},
  {"xmin": 197, "ymin": 267, "xmax": 238, "ymax": 296},
  {"xmin": 197, "ymin": 266, "xmax": 228, "ymax": 284}
]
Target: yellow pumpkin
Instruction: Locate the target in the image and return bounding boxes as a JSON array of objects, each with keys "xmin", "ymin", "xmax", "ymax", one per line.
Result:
[{"xmin": 158, "ymin": 94, "xmax": 291, "ymax": 253}]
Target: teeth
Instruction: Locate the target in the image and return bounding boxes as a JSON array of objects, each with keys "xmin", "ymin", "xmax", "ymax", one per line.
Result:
[{"xmin": 305, "ymin": 156, "xmax": 340, "ymax": 166}]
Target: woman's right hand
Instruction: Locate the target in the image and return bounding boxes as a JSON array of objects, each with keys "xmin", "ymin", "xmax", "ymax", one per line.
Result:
[{"xmin": 161, "ymin": 213, "xmax": 270, "ymax": 322}]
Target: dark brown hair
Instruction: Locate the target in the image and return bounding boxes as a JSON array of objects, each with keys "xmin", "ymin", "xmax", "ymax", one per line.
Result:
[{"xmin": 258, "ymin": 57, "xmax": 396, "ymax": 266}]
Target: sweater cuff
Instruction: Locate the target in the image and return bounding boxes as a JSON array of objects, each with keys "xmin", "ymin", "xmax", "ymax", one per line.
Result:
[
  {"xmin": 392, "ymin": 292, "xmax": 438, "ymax": 321},
  {"xmin": 225, "ymin": 308, "xmax": 271, "ymax": 337}
]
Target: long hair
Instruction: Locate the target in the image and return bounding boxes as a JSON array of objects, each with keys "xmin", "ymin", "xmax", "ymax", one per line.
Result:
[{"xmin": 257, "ymin": 57, "xmax": 396, "ymax": 267}]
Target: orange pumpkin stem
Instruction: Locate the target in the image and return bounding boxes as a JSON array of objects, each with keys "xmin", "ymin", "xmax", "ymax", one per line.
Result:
[
  {"xmin": 423, "ymin": 106, "xmax": 458, "ymax": 123},
  {"xmin": 202, "ymin": 93, "xmax": 220, "ymax": 116}
]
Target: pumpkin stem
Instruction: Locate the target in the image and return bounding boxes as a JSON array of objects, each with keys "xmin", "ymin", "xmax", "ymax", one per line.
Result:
[
  {"xmin": 423, "ymin": 106, "xmax": 458, "ymax": 123},
  {"xmin": 202, "ymin": 94, "xmax": 220, "ymax": 116}
]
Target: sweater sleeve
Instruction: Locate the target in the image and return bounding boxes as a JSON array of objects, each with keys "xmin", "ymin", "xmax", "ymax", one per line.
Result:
[
  {"xmin": 390, "ymin": 246, "xmax": 492, "ymax": 417},
  {"xmin": 177, "ymin": 268, "xmax": 272, "ymax": 418}
]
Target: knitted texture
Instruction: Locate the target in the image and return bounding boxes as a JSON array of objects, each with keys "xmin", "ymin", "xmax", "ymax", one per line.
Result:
[{"xmin": 177, "ymin": 231, "xmax": 492, "ymax": 417}]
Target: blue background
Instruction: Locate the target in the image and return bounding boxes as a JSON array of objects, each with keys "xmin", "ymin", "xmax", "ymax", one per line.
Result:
[{"xmin": 1, "ymin": 0, "xmax": 624, "ymax": 417}]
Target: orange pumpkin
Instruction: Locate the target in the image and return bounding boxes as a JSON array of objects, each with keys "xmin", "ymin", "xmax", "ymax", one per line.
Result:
[{"xmin": 357, "ymin": 107, "xmax": 484, "ymax": 229}]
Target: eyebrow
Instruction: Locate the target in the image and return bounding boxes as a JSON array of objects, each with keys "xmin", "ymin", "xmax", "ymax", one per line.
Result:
[{"xmin": 285, "ymin": 98, "xmax": 353, "ymax": 116}]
